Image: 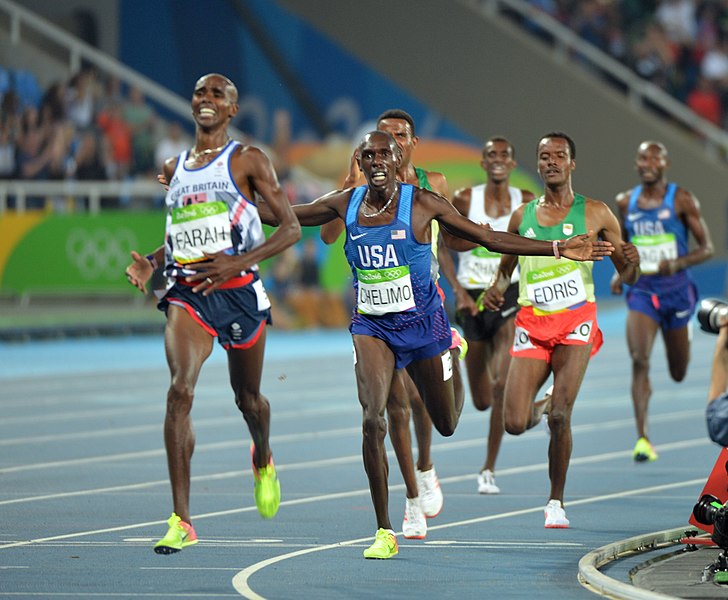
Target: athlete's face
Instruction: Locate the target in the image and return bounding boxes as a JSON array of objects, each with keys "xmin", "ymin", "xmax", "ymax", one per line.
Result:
[
  {"xmin": 537, "ymin": 137, "xmax": 574, "ymax": 186},
  {"xmin": 377, "ymin": 118, "xmax": 417, "ymax": 168},
  {"xmin": 357, "ymin": 132, "xmax": 401, "ymax": 190},
  {"xmin": 481, "ymin": 140, "xmax": 515, "ymax": 183},
  {"xmin": 635, "ymin": 142, "xmax": 668, "ymax": 184},
  {"xmin": 191, "ymin": 75, "xmax": 238, "ymax": 128}
]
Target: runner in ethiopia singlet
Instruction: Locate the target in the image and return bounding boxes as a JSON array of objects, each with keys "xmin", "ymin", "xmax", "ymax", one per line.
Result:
[
  {"xmin": 513, "ymin": 194, "xmax": 602, "ymax": 359},
  {"xmin": 345, "ymin": 183, "xmax": 452, "ymax": 367},
  {"xmin": 158, "ymin": 140, "xmax": 272, "ymax": 349}
]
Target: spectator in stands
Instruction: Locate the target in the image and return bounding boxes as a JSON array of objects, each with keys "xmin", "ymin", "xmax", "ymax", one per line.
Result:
[
  {"xmin": 687, "ymin": 75, "xmax": 722, "ymax": 126},
  {"xmin": 0, "ymin": 121, "xmax": 16, "ymax": 178},
  {"xmin": 97, "ymin": 100, "xmax": 132, "ymax": 179},
  {"xmin": 654, "ymin": 0, "xmax": 697, "ymax": 48},
  {"xmin": 123, "ymin": 85, "xmax": 157, "ymax": 176},
  {"xmin": 701, "ymin": 34, "xmax": 728, "ymax": 85},
  {"xmin": 66, "ymin": 68, "xmax": 98, "ymax": 130},
  {"xmin": 154, "ymin": 121, "xmax": 189, "ymax": 172},
  {"xmin": 631, "ymin": 20, "xmax": 676, "ymax": 90},
  {"xmin": 71, "ymin": 129, "xmax": 108, "ymax": 181},
  {"xmin": 16, "ymin": 105, "xmax": 49, "ymax": 181}
]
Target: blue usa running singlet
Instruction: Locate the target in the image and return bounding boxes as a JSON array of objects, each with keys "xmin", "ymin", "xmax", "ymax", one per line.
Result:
[{"xmin": 344, "ymin": 183, "xmax": 441, "ymax": 329}]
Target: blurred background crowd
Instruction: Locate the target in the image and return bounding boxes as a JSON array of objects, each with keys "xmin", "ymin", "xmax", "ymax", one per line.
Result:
[
  {"xmin": 2, "ymin": 0, "xmax": 728, "ymax": 193},
  {"xmin": 2, "ymin": 0, "xmax": 727, "ymax": 333},
  {"xmin": 518, "ymin": 0, "xmax": 728, "ymax": 128}
]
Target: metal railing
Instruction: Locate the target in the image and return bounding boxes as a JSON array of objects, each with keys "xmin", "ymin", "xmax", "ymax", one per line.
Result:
[
  {"xmin": 0, "ymin": 179, "xmax": 163, "ymax": 214},
  {"xmin": 468, "ymin": 0, "xmax": 728, "ymax": 163},
  {"xmin": 0, "ymin": 0, "xmax": 250, "ymax": 138}
]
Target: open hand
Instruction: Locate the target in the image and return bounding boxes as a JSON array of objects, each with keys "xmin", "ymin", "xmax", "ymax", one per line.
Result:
[
  {"xmin": 124, "ymin": 250, "xmax": 153, "ymax": 293},
  {"xmin": 560, "ymin": 231, "xmax": 614, "ymax": 261}
]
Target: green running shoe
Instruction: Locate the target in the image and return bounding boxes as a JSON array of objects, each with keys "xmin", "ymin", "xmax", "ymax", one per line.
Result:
[
  {"xmin": 251, "ymin": 443, "xmax": 281, "ymax": 519},
  {"xmin": 363, "ymin": 528, "xmax": 398, "ymax": 559},
  {"xmin": 633, "ymin": 437, "xmax": 658, "ymax": 463},
  {"xmin": 153, "ymin": 512, "xmax": 198, "ymax": 554}
]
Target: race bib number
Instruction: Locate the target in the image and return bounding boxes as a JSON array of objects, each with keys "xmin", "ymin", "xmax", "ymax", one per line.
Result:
[
  {"xmin": 356, "ymin": 265, "xmax": 416, "ymax": 315},
  {"xmin": 170, "ymin": 201, "xmax": 232, "ymax": 264},
  {"xmin": 459, "ymin": 247, "xmax": 501, "ymax": 287},
  {"xmin": 632, "ymin": 233, "xmax": 677, "ymax": 275},
  {"xmin": 512, "ymin": 325, "xmax": 536, "ymax": 353},
  {"xmin": 252, "ymin": 278, "xmax": 271, "ymax": 311},
  {"xmin": 565, "ymin": 320, "xmax": 593, "ymax": 343},
  {"xmin": 525, "ymin": 262, "xmax": 586, "ymax": 312}
]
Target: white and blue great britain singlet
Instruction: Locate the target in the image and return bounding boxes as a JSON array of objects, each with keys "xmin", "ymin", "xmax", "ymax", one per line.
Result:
[
  {"xmin": 160, "ymin": 141, "xmax": 266, "ymax": 293},
  {"xmin": 345, "ymin": 183, "xmax": 441, "ymax": 329}
]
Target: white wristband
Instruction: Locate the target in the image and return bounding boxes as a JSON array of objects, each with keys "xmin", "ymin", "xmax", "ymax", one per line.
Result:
[{"xmin": 552, "ymin": 240, "xmax": 561, "ymax": 260}]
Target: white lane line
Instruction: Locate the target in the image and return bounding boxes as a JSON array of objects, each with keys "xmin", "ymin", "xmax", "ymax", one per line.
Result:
[
  {"xmin": 0, "ymin": 438, "xmax": 710, "ymax": 551},
  {"xmin": 0, "ymin": 407, "xmax": 704, "ymax": 476},
  {"xmin": 0, "ymin": 420, "xmax": 710, "ymax": 507},
  {"xmin": 0, "ymin": 404, "xmax": 358, "ymax": 446},
  {"xmin": 231, "ymin": 476, "xmax": 706, "ymax": 600}
]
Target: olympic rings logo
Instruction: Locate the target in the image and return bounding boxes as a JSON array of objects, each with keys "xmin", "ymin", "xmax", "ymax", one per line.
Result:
[
  {"xmin": 555, "ymin": 264, "xmax": 574, "ymax": 276},
  {"xmin": 65, "ymin": 227, "xmax": 139, "ymax": 280}
]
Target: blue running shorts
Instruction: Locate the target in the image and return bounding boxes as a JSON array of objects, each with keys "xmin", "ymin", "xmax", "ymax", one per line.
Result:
[
  {"xmin": 159, "ymin": 273, "xmax": 272, "ymax": 350},
  {"xmin": 350, "ymin": 304, "xmax": 452, "ymax": 369},
  {"xmin": 626, "ymin": 281, "xmax": 697, "ymax": 330}
]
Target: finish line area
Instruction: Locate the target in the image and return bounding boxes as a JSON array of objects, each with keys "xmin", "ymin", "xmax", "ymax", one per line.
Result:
[{"xmin": 0, "ymin": 305, "xmax": 723, "ymax": 599}]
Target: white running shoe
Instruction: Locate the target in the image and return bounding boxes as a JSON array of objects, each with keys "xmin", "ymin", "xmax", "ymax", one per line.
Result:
[
  {"xmin": 544, "ymin": 499, "xmax": 570, "ymax": 528},
  {"xmin": 402, "ymin": 497, "xmax": 427, "ymax": 539},
  {"xmin": 416, "ymin": 467, "xmax": 443, "ymax": 518},
  {"xmin": 477, "ymin": 469, "xmax": 500, "ymax": 494}
]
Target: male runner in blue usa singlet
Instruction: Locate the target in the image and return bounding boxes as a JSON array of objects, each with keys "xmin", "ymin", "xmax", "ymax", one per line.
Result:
[
  {"xmin": 611, "ymin": 141, "xmax": 713, "ymax": 463},
  {"xmin": 261, "ymin": 130, "xmax": 612, "ymax": 558}
]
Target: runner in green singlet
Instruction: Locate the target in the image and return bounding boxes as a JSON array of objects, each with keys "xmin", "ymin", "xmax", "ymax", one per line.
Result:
[{"xmin": 481, "ymin": 132, "xmax": 640, "ymax": 529}]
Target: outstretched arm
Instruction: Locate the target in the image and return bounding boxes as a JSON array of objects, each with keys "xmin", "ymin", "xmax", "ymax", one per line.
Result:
[{"xmin": 429, "ymin": 192, "xmax": 613, "ymax": 261}]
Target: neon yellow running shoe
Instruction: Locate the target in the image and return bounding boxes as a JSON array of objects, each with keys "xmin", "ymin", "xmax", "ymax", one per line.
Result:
[
  {"xmin": 450, "ymin": 327, "xmax": 468, "ymax": 361},
  {"xmin": 363, "ymin": 528, "xmax": 398, "ymax": 559},
  {"xmin": 633, "ymin": 437, "xmax": 658, "ymax": 463},
  {"xmin": 251, "ymin": 443, "xmax": 281, "ymax": 519},
  {"xmin": 153, "ymin": 512, "xmax": 198, "ymax": 554}
]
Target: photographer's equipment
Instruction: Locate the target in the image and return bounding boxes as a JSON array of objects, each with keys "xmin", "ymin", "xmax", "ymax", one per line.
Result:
[{"xmin": 697, "ymin": 298, "xmax": 728, "ymax": 334}]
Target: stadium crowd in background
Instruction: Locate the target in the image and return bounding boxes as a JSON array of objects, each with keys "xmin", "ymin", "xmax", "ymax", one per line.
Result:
[
  {"xmin": 2, "ymin": 2, "xmax": 728, "ymax": 202},
  {"xmin": 523, "ymin": 0, "xmax": 728, "ymax": 131}
]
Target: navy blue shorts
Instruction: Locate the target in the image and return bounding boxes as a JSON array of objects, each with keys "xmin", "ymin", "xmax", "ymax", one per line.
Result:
[
  {"xmin": 456, "ymin": 283, "xmax": 519, "ymax": 341},
  {"xmin": 350, "ymin": 304, "xmax": 452, "ymax": 369},
  {"xmin": 707, "ymin": 392, "xmax": 728, "ymax": 447},
  {"xmin": 159, "ymin": 274, "xmax": 272, "ymax": 350},
  {"xmin": 626, "ymin": 281, "xmax": 697, "ymax": 330}
]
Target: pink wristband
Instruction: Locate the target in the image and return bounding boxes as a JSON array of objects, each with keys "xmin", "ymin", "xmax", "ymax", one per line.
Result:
[{"xmin": 552, "ymin": 240, "xmax": 561, "ymax": 259}]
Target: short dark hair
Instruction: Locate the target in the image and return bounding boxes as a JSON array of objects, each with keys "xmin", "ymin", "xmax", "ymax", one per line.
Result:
[
  {"xmin": 358, "ymin": 130, "xmax": 400, "ymax": 157},
  {"xmin": 539, "ymin": 131, "xmax": 576, "ymax": 159},
  {"xmin": 483, "ymin": 136, "xmax": 515, "ymax": 159},
  {"xmin": 377, "ymin": 109, "xmax": 416, "ymax": 136}
]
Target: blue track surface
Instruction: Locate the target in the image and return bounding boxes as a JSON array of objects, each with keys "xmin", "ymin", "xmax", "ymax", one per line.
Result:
[{"xmin": 0, "ymin": 305, "xmax": 721, "ymax": 599}]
